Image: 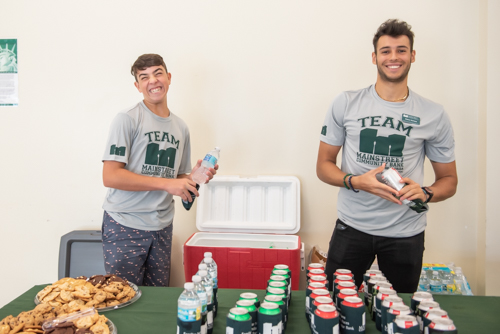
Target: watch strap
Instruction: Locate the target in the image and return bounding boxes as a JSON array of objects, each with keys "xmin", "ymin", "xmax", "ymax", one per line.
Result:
[{"xmin": 421, "ymin": 187, "xmax": 433, "ymax": 204}]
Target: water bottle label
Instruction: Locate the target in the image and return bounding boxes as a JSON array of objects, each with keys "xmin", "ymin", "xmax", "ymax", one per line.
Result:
[
  {"xmin": 198, "ymin": 293, "xmax": 207, "ymax": 313},
  {"xmin": 430, "ymin": 284, "xmax": 443, "ymax": 293},
  {"xmin": 203, "ymin": 154, "xmax": 218, "ymax": 167},
  {"xmin": 178, "ymin": 306, "xmax": 201, "ymax": 321}
]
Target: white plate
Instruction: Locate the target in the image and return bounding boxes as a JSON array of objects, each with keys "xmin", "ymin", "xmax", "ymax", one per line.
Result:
[{"xmin": 34, "ymin": 282, "xmax": 142, "ymax": 312}]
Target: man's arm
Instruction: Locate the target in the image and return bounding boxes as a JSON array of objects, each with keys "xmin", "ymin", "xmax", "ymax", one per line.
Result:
[
  {"xmin": 103, "ymin": 161, "xmax": 198, "ymax": 202},
  {"xmin": 424, "ymin": 160, "xmax": 458, "ymax": 202},
  {"xmin": 316, "ymin": 141, "xmax": 400, "ymax": 204},
  {"xmin": 390, "ymin": 160, "xmax": 458, "ymax": 203}
]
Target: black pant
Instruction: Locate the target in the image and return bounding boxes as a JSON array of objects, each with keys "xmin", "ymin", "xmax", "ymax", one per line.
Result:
[{"xmin": 325, "ymin": 219, "xmax": 424, "ymax": 293}]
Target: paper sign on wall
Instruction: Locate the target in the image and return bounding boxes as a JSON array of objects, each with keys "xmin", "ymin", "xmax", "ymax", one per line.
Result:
[{"xmin": 0, "ymin": 39, "xmax": 18, "ymax": 106}]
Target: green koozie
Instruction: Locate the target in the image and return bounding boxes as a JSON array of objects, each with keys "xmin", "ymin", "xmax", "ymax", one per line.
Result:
[
  {"xmin": 236, "ymin": 300, "xmax": 258, "ymax": 334},
  {"xmin": 258, "ymin": 302, "xmax": 282, "ymax": 334},
  {"xmin": 227, "ymin": 308, "xmax": 252, "ymax": 334}
]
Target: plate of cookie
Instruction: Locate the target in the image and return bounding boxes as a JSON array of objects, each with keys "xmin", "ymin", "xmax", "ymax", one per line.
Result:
[
  {"xmin": 35, "ymin": 275, "xmax": 141, "ymax": 312},
  {"xmin": 0, "ymin": 303, "xmax": 117, "ymax": 334}
]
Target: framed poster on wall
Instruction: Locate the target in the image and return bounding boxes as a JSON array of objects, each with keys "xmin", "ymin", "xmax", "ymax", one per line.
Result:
[{"xmin": 0, "ymin": 39, "xmax": 18, "ymax": 106}]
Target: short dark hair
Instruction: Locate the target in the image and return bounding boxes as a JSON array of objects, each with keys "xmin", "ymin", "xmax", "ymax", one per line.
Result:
[
  {"xmin": 373, "ymin": 19, "xmax": 414, "ymax": 53},
  {"xmin": 131, "ymin": 54, "xmax": 167, "ymax": 81}
]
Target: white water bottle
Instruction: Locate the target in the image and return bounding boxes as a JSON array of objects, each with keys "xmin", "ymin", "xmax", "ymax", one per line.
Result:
[
  {"xmin": 454, "ymin": 268, "xmax": 468, "ymax": 295},
  {"xmin": 204, "ymin": 257, "xmax": 219, "ymax": 318},
  {"xmin": 429, "ymin": 271, "xmax": 443, "ymax": 293},
  {"xmin": 203, "ymin": 258, "xmax": 218, "ymax": 289},
  {"xmin": 192, "ymin": 147, "xmax": 220, "ymax": 185},
  {"xmin": 418, "ymin": 270, "xmax": 430, "ymax": 292},
  {"xmin": 201, "ymin": 252, "xmax": 218, "ymax": 276},
  {"xmin": 192, "ymin": 276, "xmax": 208, "ymax": 334},
  {"xmin": 197, "ymin": 263, "xmax": 208, "ymax": 275},
  {"xmin": 198, "ymin": 270, "xmax": 214, "ymax": 334},
  {"xmin": 177, "ymin": 283, "xmax": 201, "ymax": 334}
]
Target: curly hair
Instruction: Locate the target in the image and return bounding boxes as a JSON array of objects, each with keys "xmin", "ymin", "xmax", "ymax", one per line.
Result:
[
  {"xmin": 373, "ymin": 19, "xmax": 414, "ymax": 53},
  {"xmin": 131, "ymin": 54, "xmax": 167, "ymax": 81}
]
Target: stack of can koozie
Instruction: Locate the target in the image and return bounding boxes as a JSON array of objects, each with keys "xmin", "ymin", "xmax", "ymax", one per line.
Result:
[
  {"xmin": 365, "ymin": 268, "xmax": 458, "ymax": 334},
  {"xmin": 305, "ymin": 264, "xmax": 458, "ymax": 334},
  {"xmin": 307, "ymin": 264, "xmax": 362, "ymax": 334},
  {"xmin": 226, "ymin": 264, "xmax": 292, "ymax": 334}
]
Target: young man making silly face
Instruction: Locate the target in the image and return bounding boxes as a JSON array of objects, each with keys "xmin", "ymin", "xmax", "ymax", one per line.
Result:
[{"xmin": 101, "ymin": 54, "xmax": 217, "ymax": 286}]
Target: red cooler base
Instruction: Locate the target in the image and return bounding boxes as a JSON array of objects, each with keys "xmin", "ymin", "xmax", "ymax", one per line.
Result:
[{"xmin": 184, "ymin": 233, "xmax": 301, "ymax": 290}]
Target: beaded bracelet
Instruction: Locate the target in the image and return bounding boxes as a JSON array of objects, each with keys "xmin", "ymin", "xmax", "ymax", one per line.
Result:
[
  {"xmin": 343, "ymin": 174, "xmax": 352, "ymax": 190},
  {"xmin": 348, "ymin": 175, "xmax": 359, "ymax": 193}
]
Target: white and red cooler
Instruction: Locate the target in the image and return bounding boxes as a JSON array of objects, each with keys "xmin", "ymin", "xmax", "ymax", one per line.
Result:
[{"xmin": 183, "ymin": 176, "xmax": 304, "ymax": 290}]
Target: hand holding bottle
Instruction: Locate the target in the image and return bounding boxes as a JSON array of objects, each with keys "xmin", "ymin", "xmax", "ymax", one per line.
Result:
[{"xmin": 191, "ymin": 147, "xmax": 220, "ymax": 185}]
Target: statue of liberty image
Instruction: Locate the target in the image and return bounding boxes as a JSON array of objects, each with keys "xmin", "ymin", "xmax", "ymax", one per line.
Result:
[{"xmin": 0, "ymin": 43, "xmax": 18, "ymax": 72}]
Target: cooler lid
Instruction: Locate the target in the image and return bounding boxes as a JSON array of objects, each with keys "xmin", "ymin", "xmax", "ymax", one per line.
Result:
[{"xmin": 196, "ymin": 175, "xmax": 300, "ymax": 234}]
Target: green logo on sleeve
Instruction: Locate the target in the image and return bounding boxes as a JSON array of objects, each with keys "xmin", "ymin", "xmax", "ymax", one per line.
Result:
[
  {"xmin": 110, "ymin": 145, "xmax": 126, "ymax": 156},
  {"xmin": 321, "ymin": 125, "xmax": 327, "ymax": 136}
]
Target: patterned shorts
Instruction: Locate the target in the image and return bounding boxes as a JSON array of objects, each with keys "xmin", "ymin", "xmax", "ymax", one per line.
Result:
[{"xmin": 101, "ymin": 211, "xmax": 173, "ymax": 287}]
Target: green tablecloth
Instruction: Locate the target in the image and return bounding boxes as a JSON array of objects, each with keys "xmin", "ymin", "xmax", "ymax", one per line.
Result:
[{"xmin": 1, "ymin": 285, "xmax": 499, "ymax": 333}]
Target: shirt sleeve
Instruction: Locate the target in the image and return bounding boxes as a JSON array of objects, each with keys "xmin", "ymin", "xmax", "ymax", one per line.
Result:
[
  {"xmin": 177, "ymin": 126, "xmax": 192, "ymax": 175},
  {"xmin": 102, "ymin": 113, "xmax": 134, "ymax": 164},
  {"xmin": 319, "ymin": 92, "xmax": 348, "ymax": 146},
  {"xmin": 425, "ymin": 109, "xmax": 456, "ymax": 163}
]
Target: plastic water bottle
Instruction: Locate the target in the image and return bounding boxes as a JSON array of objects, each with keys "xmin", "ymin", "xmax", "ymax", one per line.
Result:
[
  {"xmin": 177, "ymin": 282, "xmax": 201, "ymax": 334},
  {"xmin": 429, "ymin": 271, "xmax": 443, "ymax": 293},
  {"xmin": 201, "ymin": 252, "xmax": 218, "ymax": 276},
  {"xmin": 454, "ymin": 268, "xmax": 468, "ymax": 295},
  {"xmin": 197, "ymin": 263, "xmax": 208, "ymax": 275},
  {"xmin": 198, "ymin": 270, "xmax": 214, "ymax": 334},
  {"xmin": 191, "ymin": 147, "xmax": 220, "ymax": 185},
  {"xmin": 204, "ymin": 257, "xmax": 218, "ymax": 318},
  {"xmin": 442, "ymin": 272, "xmax": 456, "ymax": 294},
  {"xmin": 418, "ymin": 270, "xmax": 430, "ymax": 292},
  {"xmin": 193, "ymin": 275, "xmax": 208, "ymax": 334}
]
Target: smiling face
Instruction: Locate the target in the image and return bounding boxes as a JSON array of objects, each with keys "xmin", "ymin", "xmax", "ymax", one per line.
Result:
[
  {"xmin": 372, "ymin": 35, "xmax": 415, "ymax": 83},
  {"xmin": 134, "ymin": 65, "xmax": 171, "ymax": 105}
]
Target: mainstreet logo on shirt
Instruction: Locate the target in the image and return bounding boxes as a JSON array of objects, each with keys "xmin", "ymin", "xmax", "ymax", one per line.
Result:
[
  {"xmin": 110, "ymin": 145, "xmax": 126, "ymax": 156},
  {"xmin": 321, "ymin": 126, "xmax": 327, "ymax": 136},
  {"xmin": 141, "ymin": 131, "xmax": 179, "ymax": 178},
  {"xmin": 356, "ymin": 116, "xmax": 413, "ymax": 172}
]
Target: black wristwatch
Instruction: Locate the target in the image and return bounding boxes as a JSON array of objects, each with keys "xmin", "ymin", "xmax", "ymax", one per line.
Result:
[{"xmin": 422, "ymin": 187, "xmax": 433, "ymax": 204}]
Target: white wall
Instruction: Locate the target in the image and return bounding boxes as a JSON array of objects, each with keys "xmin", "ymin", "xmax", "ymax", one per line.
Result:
[
  {"xmin": 0, "ymin": 0, "xmax": 497, "ymax": 307},
  {"xmin": 485, "ymin": 0, "xmax": 500, "ymax": 296}
]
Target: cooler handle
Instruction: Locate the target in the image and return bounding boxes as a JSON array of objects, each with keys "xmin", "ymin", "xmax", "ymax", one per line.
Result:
[{"xmin": 300, "ymin": 242, "xmax": 305, "ymax": 271}]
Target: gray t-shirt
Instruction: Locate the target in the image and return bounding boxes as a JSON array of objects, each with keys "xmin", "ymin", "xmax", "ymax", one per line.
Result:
[
  {"xmin": 102, "ymin": 102, "xmax": 192, "ymax": 230},
  {"xmin": 320, "ymin": 85, "xmax": 455, "ymax": 237}
]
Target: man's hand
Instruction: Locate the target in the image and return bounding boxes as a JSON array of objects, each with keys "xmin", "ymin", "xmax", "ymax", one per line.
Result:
[
  {"xmin": 350, "ymin": 163, "xmax": 402, "ymax": 205},
  {"xmin": 165, "ymin": 178, "xmax": 199, "ymax": 202},
  {"xmin": 399, "ymin": 177, "xmax": 426, "ymax": 203},
  {"xmin": 190, "ymin": 159, "xmax": 219, "ymax": 184}
]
